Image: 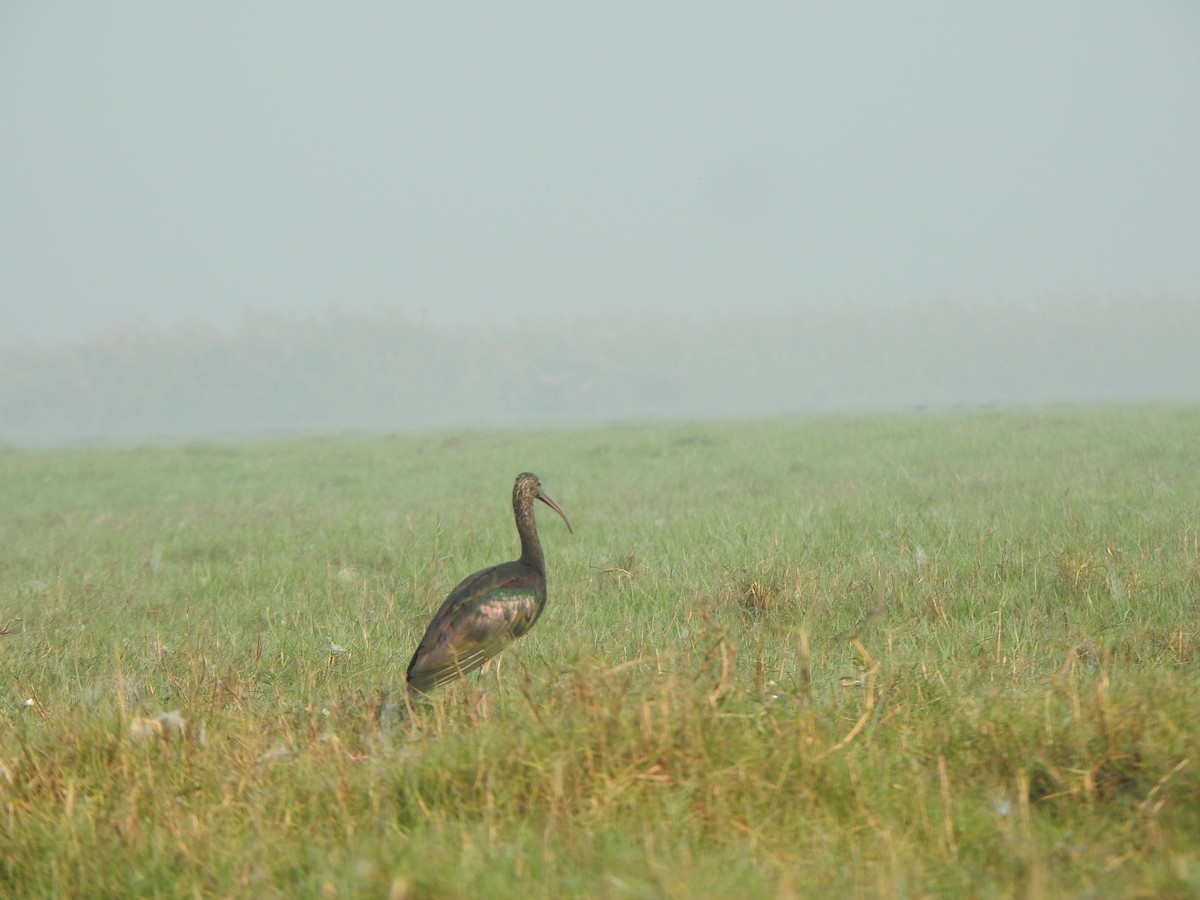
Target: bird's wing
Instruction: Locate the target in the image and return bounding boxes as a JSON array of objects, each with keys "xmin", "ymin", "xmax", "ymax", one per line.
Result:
[{"xmin": 406, "ymin": 562, "xmax": 544, "ymax": 692}]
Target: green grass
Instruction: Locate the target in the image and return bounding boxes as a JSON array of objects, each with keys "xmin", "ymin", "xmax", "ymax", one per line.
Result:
[{"xmin": 2, "ymin": 407, "xmax": 1199, "ymax": 897}]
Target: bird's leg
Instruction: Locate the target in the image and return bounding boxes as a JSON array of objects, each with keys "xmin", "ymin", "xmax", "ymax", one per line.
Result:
[
  {"xmin": 483, "ymin": 652, "xmax": 512, "ymax": 701},
  {"xmin": 481, "ymin": 653, "xmax": 504, "ymax": 682},
  {"xmin": 473, "ymin": 689, "xmax": 491, "ymax": 721},
  {"xmin": 470, "ymin": 655, "xmax": 504, "ymax": 719}
]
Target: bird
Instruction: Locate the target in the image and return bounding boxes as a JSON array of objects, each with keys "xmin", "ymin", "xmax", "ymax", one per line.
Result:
[{"xmin": 405, "ymin": 472, "xmax": 573, "ymax": 695}]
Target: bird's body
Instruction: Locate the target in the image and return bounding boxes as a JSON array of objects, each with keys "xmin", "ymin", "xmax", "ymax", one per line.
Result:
[{"xmin": 406, "ymin": 472, "xmax": 572, "ymax": 694}]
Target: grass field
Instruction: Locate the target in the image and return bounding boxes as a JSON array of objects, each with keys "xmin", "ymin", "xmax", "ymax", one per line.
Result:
[{"xmin": 2, "ymin": 407, "xmax": 1198, "ymax": 897}]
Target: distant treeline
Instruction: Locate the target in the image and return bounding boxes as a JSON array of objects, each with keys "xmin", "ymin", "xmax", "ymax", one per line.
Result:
[{"xmin": 2, "ymin": 296, "xmax": 1197, "ymax": 441}]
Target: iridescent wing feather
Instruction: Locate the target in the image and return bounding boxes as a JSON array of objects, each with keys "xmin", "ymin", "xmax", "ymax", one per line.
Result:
[{"xmin": 406, "ymin": 561, "xmax": 546, "ymax": 693}]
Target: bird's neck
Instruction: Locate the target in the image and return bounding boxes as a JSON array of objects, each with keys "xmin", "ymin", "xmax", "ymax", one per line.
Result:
[{"xmin": 516, "ymin": 501, "xmax": 545, "ymax": 572}]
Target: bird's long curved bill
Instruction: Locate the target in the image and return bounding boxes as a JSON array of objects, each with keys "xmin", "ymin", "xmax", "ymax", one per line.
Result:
[{"xmin": 537, "ymin": 488, "xmax": 574, "ymax": 534}]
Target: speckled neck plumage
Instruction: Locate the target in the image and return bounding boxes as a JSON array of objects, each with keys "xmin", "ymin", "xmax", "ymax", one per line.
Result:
[{"xmin": 515, "ymin": 482, "xmax": 545, "ymax": 572}]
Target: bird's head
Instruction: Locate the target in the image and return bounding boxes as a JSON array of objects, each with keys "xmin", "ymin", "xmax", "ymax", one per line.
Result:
[{"xmin": 515, "ymin": 472, "xmax": 573, "ymax": 534}]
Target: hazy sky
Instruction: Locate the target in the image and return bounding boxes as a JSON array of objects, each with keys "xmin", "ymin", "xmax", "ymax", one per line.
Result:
[{"xmin": 2, "ymin": 3, "xmax": 1198, "ymax": 344}]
